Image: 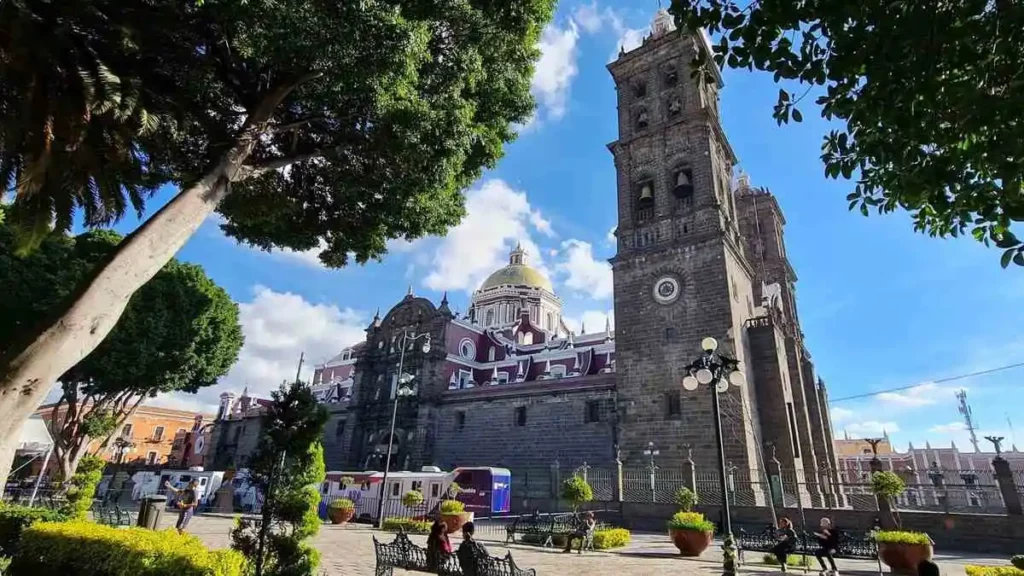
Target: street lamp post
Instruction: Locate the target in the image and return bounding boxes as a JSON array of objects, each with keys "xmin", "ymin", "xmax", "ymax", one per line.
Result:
[
  {"xmin": 643, "ymin": 442, "xmax": 660, "ymax": 502},
  {"xmin": 681, "ymin": 337, "xmax": 746, "ymax": 576},
  {"xmin": 375, "ymin": 329, "xmax": 431, "ymax": 529},
  {"xmin": 105, "ymin": 436, "xmax": 134, "ymax": 503}
]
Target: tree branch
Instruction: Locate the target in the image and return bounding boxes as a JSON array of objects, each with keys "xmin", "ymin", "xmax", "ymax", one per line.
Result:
[
  {"xmin": 233, "ymin": 150, "xmax": 326, "ymax": 182},
  {"xmin": 269, "ymin": 116, "xmax": 326, "ymax": 134}
]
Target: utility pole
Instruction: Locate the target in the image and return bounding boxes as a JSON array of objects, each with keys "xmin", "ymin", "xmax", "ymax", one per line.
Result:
[
  {"xmin": 956, "ymin": 390, "xmax": 980, "ymax": 452},
  {"xmin": 294, "ymin": 352, "xmax": 305, "ymax": 384}
]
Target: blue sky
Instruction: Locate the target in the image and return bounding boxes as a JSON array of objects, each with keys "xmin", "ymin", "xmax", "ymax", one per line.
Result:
[{"xmin": 97, "ymin": 2, "xmax": 1023, "ymax": 452}]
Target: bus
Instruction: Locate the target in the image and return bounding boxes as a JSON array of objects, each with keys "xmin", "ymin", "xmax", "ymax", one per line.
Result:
[{"xmin": 320, "ymin": 466, "xmax": 511, "ymax": 522}]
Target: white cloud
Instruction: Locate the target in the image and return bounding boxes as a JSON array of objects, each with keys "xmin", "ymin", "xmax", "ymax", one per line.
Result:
[
  {"xmin": 877, "ymin": 382, "xmax": 955, "ymax": 408},
  {"xmin": 572, "ymin": 2, "xmax": 605, "ymax": 34},
  {"xmin": 605, "ymin": 226, "xmax": 617, "ymax": 246},
  {"xmin": 830, "ymin": 407, "xmax": 856, "ymax": 423},
  {"xmin": 844, "ymin": 421, "xmax": 900, "ymax": 438},
  {"xmin": 531, "ymin": 20, "xmax": 580, "ymax": 122},
  {"xmin": 556, "ymin": 239, "xmax": 613, "ymax": 300},
  {"xmin": 563, "ymin": 309, "xmax": 615, "ymax": 335},
  {"xmin": 423, "ymin": 179, "xmax": 552, "ymax": 293},
  {"xmin": 604, "ymin": 9, "xmax": 646, "ymax": 61},
  {"xmin": 929, "ymin": 422, "xmax": 967, "ymax": 434},
  {"xmin": 159, "ymin": 286, "xmax": 366, "ymax": 411}
]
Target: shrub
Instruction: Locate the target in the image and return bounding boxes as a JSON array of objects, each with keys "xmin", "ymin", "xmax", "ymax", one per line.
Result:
[
  {"xmin": 381, "ymin": 518, "xmax": 432, "ymax": 534},
  {"xmin": 966, "ymin": 567, "xmax": 1024, "ymax": 576},
  {"xmin": 439, "ymin": 500, "xmax": 465, "ymax": 515},
  {"xmin": 402, "ymin": 490, "xmax": 424, "ymax": 508},
  {"xmin": 763, "ymin": 553, "xmax": 814, "ymax": 567},
  {"xmin": 1012, "ymin": 556, "xmax": 1024, "ymax": 570},
  {"xmin": 874, "ymin": 530, "xmax": 933, "ymax": 545},
  {"xmin": 11, "ymin": 521, "xmax": 245, "ymax": 575},
  {"xmin": 593, "ymin": 528, "xmax": 631, "ymax": 550},
  {"xmin": 668, "ymin": 511, "xmax": 714, "ymax": 533},
  {"xmin": 61, "ymin": 455, "xmax": 105, "ymax": 520},
  {"xmin": 0, "ymin": 555, "xmax": 10, "ymax": 573},
  {"xmin": 338, "ymin": 476, "xmax": 355, "ymax": 489},
  {"xmin": 328, "ymin": 498, "xmax": 354, "ymax": 511},
  {"xmin": 870, "ymin": 471, "xmax": 907, "ymax": 528},
  {"xmin": 0, "ymin": 504, "xmax": 66, "ymax": 557},
  {"xmin": 561, "ymin": 475, "xmax": 594, "ymax": 510},
  {"xmin": 674, "ymin": 486, "xmax": 697, "ymax": 512}
]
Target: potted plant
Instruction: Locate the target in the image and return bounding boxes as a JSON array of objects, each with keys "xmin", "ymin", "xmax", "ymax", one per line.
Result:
[
  {"xmin": 561, "ymin": 475, "xmax": 594, "ymax": 512},
  {"xmin": 439, "ymin": 499, "xmax": 469, "ymax": 534},
  {"xmin": 871, "ymin": 471, "xmax": 934, "ymax": 575},
  {"xmin": 667, "ymin": 487, "xmax": 713, "ymax": 556},
  {"xmin": 327, "ymin": 498, "xmax": 356, "ymax": 525}
]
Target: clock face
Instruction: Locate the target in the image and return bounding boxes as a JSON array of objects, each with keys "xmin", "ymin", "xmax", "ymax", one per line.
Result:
[{"xmin": 653, "ymin": 276, "xmax": 680, "ymax": 304}]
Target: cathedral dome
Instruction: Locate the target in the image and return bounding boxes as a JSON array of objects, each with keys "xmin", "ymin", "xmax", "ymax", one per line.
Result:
[{"xmin": 478, "ymin": 243, "xmax": 553, "ymax": 293}]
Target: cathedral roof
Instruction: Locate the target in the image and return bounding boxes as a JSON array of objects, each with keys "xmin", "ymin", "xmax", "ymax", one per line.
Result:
[{"xmin": 477, "ymin": 243, "xmax": 553, "ymax": 293}]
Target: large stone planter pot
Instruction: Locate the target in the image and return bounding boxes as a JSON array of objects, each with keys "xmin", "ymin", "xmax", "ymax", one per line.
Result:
[
  {"xmin": 670, "ymin": 528, "xmax": 713, "ymax": 556},
  {"xmin": 878, "ymin": 541, "xmax": 934, "ymax": 576},
  {"xmin": 441, "ymin": 512, "xmax": 470, "ymax": 534},
  {"xmin": 328, "ymin": 507, "xmax": 355, "ymax": 525}
]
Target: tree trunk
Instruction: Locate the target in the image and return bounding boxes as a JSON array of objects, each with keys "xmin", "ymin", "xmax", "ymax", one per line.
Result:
[{"xmin": 0, "ymin": 76, "xmax": 309, "ymax": 487}]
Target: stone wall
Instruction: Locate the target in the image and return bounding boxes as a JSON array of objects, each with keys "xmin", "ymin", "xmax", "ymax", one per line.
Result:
[{"xmin": 431, "ymin": 376, "xmax": 617, "ymax": 470}]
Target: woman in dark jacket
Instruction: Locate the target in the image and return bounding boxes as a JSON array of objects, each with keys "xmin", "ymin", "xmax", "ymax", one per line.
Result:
[{"xmin": 426, "ymin": 520, "xmax": 453, "ymax": 570}]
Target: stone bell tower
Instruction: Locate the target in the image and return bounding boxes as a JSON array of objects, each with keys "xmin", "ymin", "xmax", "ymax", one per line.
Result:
[{"xmin": 608, "ymin": 9, "xmax": 762, "ymax": 473}]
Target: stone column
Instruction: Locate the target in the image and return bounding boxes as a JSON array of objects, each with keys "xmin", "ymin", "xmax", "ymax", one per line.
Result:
[
  {"xmin": 768, "ymin": 452, "xmax": 784, "ymax": 508},
  {"xmin": 550, "ymin": 460, "xmax": 562, "ymax": 501},
  {"xmin": 992, "ymin": 456, "xmax": 1023, "ymax": 515},
  {"xmin": 613, "ymin": 456, "xmax": 624, "ymax": 503}
]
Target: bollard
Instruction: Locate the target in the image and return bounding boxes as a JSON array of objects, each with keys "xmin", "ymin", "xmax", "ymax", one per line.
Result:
[{"xmin": 137, "ymin": 494, "xmax": 168, "ymax": 530}]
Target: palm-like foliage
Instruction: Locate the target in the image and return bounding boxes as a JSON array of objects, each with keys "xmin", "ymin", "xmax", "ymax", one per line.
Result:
[{"xmin": 0, "ymin": 0, "xmax": 172, "ymax": 251}]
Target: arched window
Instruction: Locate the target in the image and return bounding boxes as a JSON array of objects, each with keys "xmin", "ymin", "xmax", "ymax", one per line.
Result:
[
  {"xmin": 485, "ymin": 309, "xmax": 495, "ymax": 326},
  {"xmin": 488, "ymin": 347, "xmax": 496, "ymax": 362},
  {"xmin": 523, "ymin": 332, "xmax": 534, "ymax": 345}
]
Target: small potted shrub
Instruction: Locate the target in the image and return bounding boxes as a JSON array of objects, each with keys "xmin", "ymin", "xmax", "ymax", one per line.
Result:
[
  {"xmin": 667, "ymin": 486, "xmax": 713, "ymax": 556},
  {"xmin": 327, "ymin": 498, "xmax": 356, "ymax": 525},
  {"xmin": 439, "ymin": 499, "xmax": 469, "ymax": 534},
  {"xmin": 871, "ymin": 471, "xmax": 934, "ymax": 575},
  {"xmin": 1012, "ymin": 556, "xmax": 1024, "ymax": 570}
]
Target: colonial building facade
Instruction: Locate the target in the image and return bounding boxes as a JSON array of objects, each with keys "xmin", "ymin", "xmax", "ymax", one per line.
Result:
[{"xmin": 301, "ymin": 8, "xmax": 843, "ymax": 503}]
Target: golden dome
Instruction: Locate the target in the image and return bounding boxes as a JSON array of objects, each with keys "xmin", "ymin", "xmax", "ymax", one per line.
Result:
[
  {"xmin": 480, "ymin": 264, "xmax": 553, "ymax": 293},
  {"xmin": 477, "ymin": 242, "xmax": 553, "ymax": 293}
]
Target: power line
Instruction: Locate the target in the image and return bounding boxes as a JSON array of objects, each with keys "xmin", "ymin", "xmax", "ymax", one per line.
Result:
[{"xmin": 828, "ymin": 361, "xmax": 1024, "ymax": 404}]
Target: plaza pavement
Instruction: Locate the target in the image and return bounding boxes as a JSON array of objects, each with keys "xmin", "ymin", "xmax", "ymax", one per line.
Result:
[{"xmin": 162, "ymin": 514, "xmax": 998, "ymax": 576}]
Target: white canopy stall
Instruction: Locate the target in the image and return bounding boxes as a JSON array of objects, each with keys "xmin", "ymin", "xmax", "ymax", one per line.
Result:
[{"xmin": 13, "ymin": 416, "xmax": 56, "ymax": 506}]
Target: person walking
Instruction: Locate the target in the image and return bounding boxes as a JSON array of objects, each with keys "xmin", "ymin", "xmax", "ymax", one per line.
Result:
[
  {"xmin": 772, "ymin": 516, "xmax": 798, "ymax": 572},
  {"xmin": 457, "ymin": 521, "xmax": 489, "ymax": 576},
  {"xmin": 813, "ymin": 517, "xmax": 840, "ymax": 576},
  {"xmin": 164, "ymin": 479, "xmax": 199, "ymax": 534}
]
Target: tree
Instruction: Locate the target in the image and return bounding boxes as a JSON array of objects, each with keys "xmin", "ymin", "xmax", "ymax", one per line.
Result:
[
  {"xmin": 671, "ymin": 0, "xmax": 1024, "ymax": 267},
  {"xmin": 0, "ymin": 0, "xmax": 555, "ymax": 486},
  {"xmin": 870, "ymin": 470, "xmax": 906, "ymax": 530},
  {"xmin": 230, "ymin": 380, "xmax": 328, "ymax": 576},
  {"xmin": 561, "ymin": 475, "xmax": 594, "ymax": 512},
  {"xmin": 0, "ymin": 224, "xmax": 243, "ymax": 479},
  {"xmin": 59, "ymin": 454, "xmax": 105, "ymax": 520}
]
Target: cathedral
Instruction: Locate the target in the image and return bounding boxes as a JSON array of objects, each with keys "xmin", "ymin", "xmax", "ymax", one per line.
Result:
[{"xmin": 309, "ymin": 8, "xmax": 842, "ymax": 502}]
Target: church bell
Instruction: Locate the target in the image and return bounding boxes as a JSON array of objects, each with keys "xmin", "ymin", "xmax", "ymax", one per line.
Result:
[{"xmin": 639, "ymin": 183, "xmax": 653, "ymax": 202}]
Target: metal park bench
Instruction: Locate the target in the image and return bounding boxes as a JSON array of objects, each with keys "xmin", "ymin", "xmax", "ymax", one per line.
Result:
[
  {"xmin": 736, "ymin": 525, "xmax": 878, "ymax": 564},
  {"xmin": 373, "ymin": 531, "xmax": 535, "ymax": 576},
  {"xmin": 505, "ymin": 512, "xmax": 603, "ymax": 550}
]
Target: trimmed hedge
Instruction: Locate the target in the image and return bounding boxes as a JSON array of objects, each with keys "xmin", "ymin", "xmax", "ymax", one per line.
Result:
[
  {"xmin": 763, "ymin": 553, "xmax": 814, "ymax": 567},
  {"xmin": 592, "ymin": 528, "xmax": 630, "ymax": 550},
  {"xmin": 965, "ymin": 567, "xmax": 1024, "ymax": 576},
  {"xmin": 11, "ymin": 521, "xmax": 245, "ymax": 576},
  {"xmin": 381, "ymin": 518, "xmax": 432, "ymax": 534},
  {"xmin": 0, "ymin": 504, "xmax": 66, "ymax": 557},
  {"xmin": 1012, "ymin": 557, "xmax": 1024, "ymax": 570},
  {"xmin": 874, "ymin": 530, "xmax": 932, "ymax": 545}
]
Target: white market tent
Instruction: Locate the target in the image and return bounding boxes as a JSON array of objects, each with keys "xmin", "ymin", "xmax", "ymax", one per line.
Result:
[
  {"xmin": 17, "ymin": 416, "xmax": 54, "ymax": 455},
  {"xmin": 11, "ymin": 416, "xmax": 56, "ymax": 505}
]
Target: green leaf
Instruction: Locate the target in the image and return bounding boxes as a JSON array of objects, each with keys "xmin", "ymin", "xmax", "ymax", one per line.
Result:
[
  {"xmin": 779, "ymin": 88, "xmax": 790, "ymax": 102},
  {"xmin": 1014, "ymin": 252, "xmax": 1024, "ymax": 267},
  {"xmin": 1001, "ymin": 249, "xmax": 1014, "ymax": 269},
  {"xmin": 792, "ymin": 108, "xmax": 803, "ymax": 122}
]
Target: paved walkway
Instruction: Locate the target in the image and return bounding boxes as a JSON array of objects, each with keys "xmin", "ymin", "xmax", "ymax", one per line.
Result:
[{"xmin": 166, "ymin": 514, "xmax": 997, "ymax": 576}]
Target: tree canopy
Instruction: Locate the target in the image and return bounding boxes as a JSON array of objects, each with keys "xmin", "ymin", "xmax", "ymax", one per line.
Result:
[
  {"xmin": 0, "ymin": 223, "xmax": 243, "ymax": 477},
  {"xmin": 1, "ymin": 0, "xmax": 555, "ymax": 265},
  {"xmin": 671, "ymin": 0, "xmax": 1024, "ymax": 267}
]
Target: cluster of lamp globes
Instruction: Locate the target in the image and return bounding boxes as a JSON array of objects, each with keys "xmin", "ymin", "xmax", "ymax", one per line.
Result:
[
  {"xmin": 680, "ymin": 337, "xmax": 747, "ymax": 393},
  {"xmin": 395, "ymin": 334, "xmax": 431, "ymax": 397}
]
